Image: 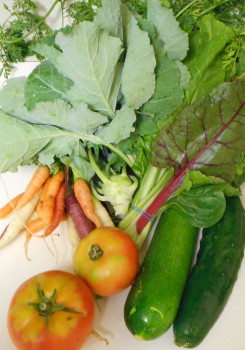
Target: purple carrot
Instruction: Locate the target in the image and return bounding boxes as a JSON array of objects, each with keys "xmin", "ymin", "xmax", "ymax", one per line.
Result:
[
  {"xmin": 64, "ymin": 167, "xmax": 94, "ymax": 238},
  {"xmin": 65, "ymin": 186, "xmax": 95, "ymax": 238}
]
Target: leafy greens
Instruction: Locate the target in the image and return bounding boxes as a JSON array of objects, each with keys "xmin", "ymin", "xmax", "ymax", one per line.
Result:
[{"xmin": 0, "ymin": 0, "xmax": 244, "ymax": 249}]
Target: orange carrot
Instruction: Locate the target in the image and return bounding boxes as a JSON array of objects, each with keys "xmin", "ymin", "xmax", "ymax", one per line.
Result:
[
  {"xmin": 41, "ymin": 170, "xmax": 65, "ymax": 226},
  {"xmin": 45, "ymin": 171, "xmax": 65, "ymax": 197},
  {"xmin": 44, "ymin": 182, "xmax": 66, "ymax": 237},
  {"xmin": 16, "ymin": 166, "xmax": 50, "ymax": 209},
  {"xmin": 36, "ymin": 177, "xmax": 52, "ymax": 218},
  {"xmin": 0, "ymin": 192, "xmax": 23, "ymax": 219},
  {"xmin": 74, "ymin": 178, "xmax": 102, "ymax": 228},
  {"xmin": 41, "ymin": 195, "xmax": 56, "ymax": 226}
]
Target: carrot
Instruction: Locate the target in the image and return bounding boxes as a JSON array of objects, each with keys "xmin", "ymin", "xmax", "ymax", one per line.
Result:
[
  {"xmin": 41, "ymin": 195, "xmax": 56, "ymax": 226},
  {"xmin": 41, "ymin": 170, "xmax": 65, "ymax": 226},
  {"xmin": 0, "ymin": 192, "xmax": 23, "ymax": 219},
  {"xmin": 0, "ymin": 190, "xmax": 41, "ymax": 249},
  {"xmin": 36, "ymin": 177, "xmax": 52, "ymax": 218},
  {"xmin": 66, "ymin": 185, "xmax": 95, "ymax": 238},
  {"xmin": 45, "ymin": 170, "xmax": 65, "ymax": 197},
  {"xmin": 74, "ymin": 178, "xmax": 102, "ymax": 228},
  {"xmin": 16, "ymin": 166, "xmax": 50, "ymax": 209},
  {"xmin": 91, "ymin": 195, "xmax": 114, "ymax": 227},
  {"xmin": 44, "ymin": 182, "xmax": 66, "ymax": 237},
  {"xmin": 66, "ymin": 214, "xmax": 81, "ymax": 248},
  {"xmin": 26, "ymin": 217, "xmax": 45, "ymax": 235},
  {"xmin": 24, "ymin": 217, "xmax": 46, "ymax": 249}
]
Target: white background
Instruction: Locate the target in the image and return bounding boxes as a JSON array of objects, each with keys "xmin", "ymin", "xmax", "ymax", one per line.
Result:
[{"xmin": 0, "ymin": 1, "xmax": 245, "ymax": 350}]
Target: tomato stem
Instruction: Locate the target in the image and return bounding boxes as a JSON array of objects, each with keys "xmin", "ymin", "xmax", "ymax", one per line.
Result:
[
  {"xmin": 28, "ymin": 284, "xmax": 85, "ymax": 328},
  {"xmin": 89, "ymin": 244, "xmax": 104, "ymax": 260}
]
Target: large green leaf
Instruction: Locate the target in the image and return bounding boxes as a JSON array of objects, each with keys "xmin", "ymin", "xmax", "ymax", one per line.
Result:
[
  {"xmin": 0, "ymin": 77, "xmax": 36, "ymax": 123},
  {"xmin": 96, "ymin": 105, "xmax": 136, "ymax": 143},
  {"xmin": 34, "ymin": 22, "xmax": 123, "ymax": 118},
  {"xmin": 147, "ymin": 0, "xmax": 188, "ymax": 61},
  {"xmin": 0, "ymin": 110, "xmax": 80, "ymax": 172},
  {"xmin": 94, "ymin": 0, "xmax": 123, "ymax": 39},
  {"xmin": 24, "ymin": 61, "xmax": 74, "ymax": 110},
  {"xmin": 121, "ymin": 11, "xmax": 156, "ymax": 109},
  {"xmin": 95, "ymin": 0, "xmax": 156, "ymax": 110},
  {"xmin": 184, "ymin": 15, "xmax": 234, "ymax": 104},
  {"xmin": 0, "ymin": 78, "xmax": 108, "ymax": 133},
  {"xmin": 152, "ymin": 79, "xmax": 245, "ymax": 183},
  {"xmin": 140, "ymin": 37, "xmax": 185, "ymax": 121},
  {"xmin": 169, "ymin": 185, "xmax": 226, "ymax": 228}
]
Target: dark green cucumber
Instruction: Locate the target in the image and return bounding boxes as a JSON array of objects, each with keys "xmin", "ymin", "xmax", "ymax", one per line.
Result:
[
  {"xmin": 124, "ymin": 207, "xmax": 198, "ymax": 340},
  {"xmin": 173, "ymin": 196, "xmax": 245, "ymax": 348}
]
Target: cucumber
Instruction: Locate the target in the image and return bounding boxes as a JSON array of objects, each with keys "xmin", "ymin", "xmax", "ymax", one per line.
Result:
[
  {"xmin": 124, "ymin": 207, "xmax": 198, "ymax": 340},
  {"xmin": 173, "ymin": 196, "xmax": 245, "ymax": 348}
]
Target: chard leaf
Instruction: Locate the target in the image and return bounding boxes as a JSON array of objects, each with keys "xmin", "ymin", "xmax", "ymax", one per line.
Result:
[
  {"xmin": 34, "ymin": 22, "xmax": 123, "ymax": 118},
  {"xmin": 24, "ymin": 61, "xmax": 74, "ymax": 110},
  {"xmin": 152, "ymin": 79, "xmax": 245, "ymax": 183},
  {"xmin": 96, "ymin": 105, "xmax": 136, "ymax": 143},
  {"xmin": 184, "ymin": 15, "xmax": 234, "ymax": 104},
  {"xmin": 147, "ymin": 0, "xmax": 188, "ymax": 61},
  {"xmin": 169, "ymin": 185, "xmax": 226, "ymax": 228},
  {"xmin": 120, "ymin": 6, "xmax": 156, "ymax": 109},
  {"xmin": 0, "ymin": 110, "xmax": 80, "ymax": 172}
]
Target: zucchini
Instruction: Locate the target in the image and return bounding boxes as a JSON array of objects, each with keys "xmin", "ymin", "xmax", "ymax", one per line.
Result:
[
  {"xmin": 124, "ymin": 207, "xmax": 198, "ymax": 340},
  {"xmin": 173, "ymin": 196, "xmax": 245, "ymax": 348}
]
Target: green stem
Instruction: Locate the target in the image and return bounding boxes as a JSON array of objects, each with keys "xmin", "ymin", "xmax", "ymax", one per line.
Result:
[
  {"xmin": 198, "ymin": 0, "xmax": 230, "ymax": 17},
  {"xmin": 175, "ymin": 0, "xmax": 199, "ymax": 19},
  {"xmin": 105, "ymin": 143, "xmax": 134, "ymax": 169},
  {"xmin": 0, "ymin": 0, "xmax": 61, "ymax": 44},
  {"xmin": 88, "ymin": 149, "xmax": 109, "ymax": 184}
]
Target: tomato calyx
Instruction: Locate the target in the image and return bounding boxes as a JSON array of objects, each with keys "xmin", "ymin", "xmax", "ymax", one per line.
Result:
[
  {"xmin": 88, "ymin": 244, "xmax": 104, "ymax": 261},
  {"xmin": 28, "ymin": 284, "xmax": 85, "ymax": 328}
]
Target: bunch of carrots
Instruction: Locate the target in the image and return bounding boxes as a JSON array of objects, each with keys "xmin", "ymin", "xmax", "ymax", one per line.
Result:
[{"xmin": 0, "ymin": 165, "xmax": 114, "ymax": 256}]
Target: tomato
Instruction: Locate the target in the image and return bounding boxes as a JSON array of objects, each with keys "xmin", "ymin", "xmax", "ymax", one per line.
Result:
[
  {"xmin": 73, "ymin": 227, "xmax": 139, "ymax": 297},
  {"xmin": 7, "ymin": 270, "xmax": 95, "ymax": 350}
]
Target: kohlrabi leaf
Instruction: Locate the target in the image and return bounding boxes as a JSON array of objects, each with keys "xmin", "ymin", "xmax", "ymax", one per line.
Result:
[
  {"xmin": 96, "ymin": 105, "xmax": 136, "ymax": 143},
  {"xmin": 34, "ymin": 22, "xmax": 123, "ymax": 118},
  {"xmin": 29, "ymin": 99, "xmax": 108, "ymax": 134},
  {"xmin": 0, "ymin": 77, "xmax": 37, "ymax": 123},
  {"xmin": 140, "ymin": 37, "xmax": 185, "ymax": 122},
  {"xmin": 0, "ymin": 79, "xmax": 108, "ymax": 133},
  {"xmin": 24, "ymin": 61, "xmax": 74, "ymax": 110},
  {"xmin": 147, "ymin": 0, "xmax": 188, "ymax": 61},
  {"xmin": 94, "ymin": 0, "xmax": 156, "ymax": 110},
  {"xmin": 63, "ymin": 155, "xmax": 95, "ymax": 182},
  {"xmin": 152, "ymin": 79, "xmax": 245, "ymax": 183},
  {"xmin": 0, "ymin": 109, "xmax": 80, "ymax": 172},
  {"xmin": 120, "ymin": 5, "xmax": 156, "ymax": 109},
  {"xmin": 184, "ymin": 15, "xmax": 234, "ymax": 104},
  {"xmin": 169, "ymin": 185, "xmax": 226, "ymax": 228},
  {"xmin": 94, "ymin": 0, "xmax": 123, "ymax": 39}
]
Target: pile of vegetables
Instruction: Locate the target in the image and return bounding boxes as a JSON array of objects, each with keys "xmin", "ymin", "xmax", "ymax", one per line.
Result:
[{"xmin": 0, "ymin": 0, "xmax": 245, "ymax": 349}]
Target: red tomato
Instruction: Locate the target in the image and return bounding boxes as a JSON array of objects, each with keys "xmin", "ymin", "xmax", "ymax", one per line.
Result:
[
  {"xmin": 7, "ymin": 270, "xmax": 95, "ymax": 350},
  {"xmin": 73, "ymin": 227, "xmax": 139, "ymax": 297}
]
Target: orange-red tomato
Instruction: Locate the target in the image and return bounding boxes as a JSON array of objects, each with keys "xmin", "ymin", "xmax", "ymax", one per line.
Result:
[
  {"xmin": 73, "ymin": 227, "xmax": 139, "ymax": 297},
  {"xmin": 7, "ymin": 270, "xmax": 95, "ymax": 350}
]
